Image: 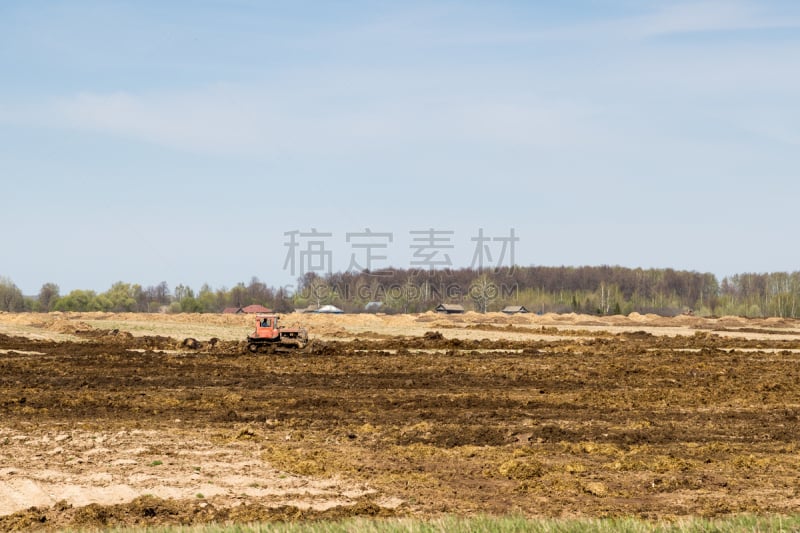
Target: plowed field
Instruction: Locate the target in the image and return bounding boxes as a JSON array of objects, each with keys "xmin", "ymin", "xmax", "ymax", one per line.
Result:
[{"xmin": 2, "ymin": 312, "xmax": 800, "ymax": 530}]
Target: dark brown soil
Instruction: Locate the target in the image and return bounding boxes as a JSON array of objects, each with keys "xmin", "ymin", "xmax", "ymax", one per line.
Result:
[{"xmin": 2, "ymin": 328, "xmax": 800, "ymax": 529}]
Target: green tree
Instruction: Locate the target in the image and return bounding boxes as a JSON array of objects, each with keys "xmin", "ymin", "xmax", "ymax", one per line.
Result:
[
  {"xmin": 170, "ymin": 284, "xmax": 206, "ymax": 313},
  {"xmin": 385, "ymin": 277, "xmax": 418, "ymax": 313},
  {"xmin": 101, "ymin": 282, "xmax": 139, "ymax": 312},
  {"xmin": 53, "ymin": 290, "xmax": 98, "ymax": 311},
  {"xmin": 228, "ymin": 283, "xmax": 247, "ymax": 308},
  {"xmin": 296, "ymin": 273, "xmax": 330, "ymax": 309},
  {"xmin": 37, "ymin": 283, "xmax": 60, "ymax": 312},
  {"xmin": 197, "ymin": 283, "xmax": 218, "ymax": 312},
  {"xmin": 0, "ymin": 277, "xmax": 25, "ymax": 311},
  {"xmin": 177, "ymin": 296, "xmax": 203, "ymax": 313}
]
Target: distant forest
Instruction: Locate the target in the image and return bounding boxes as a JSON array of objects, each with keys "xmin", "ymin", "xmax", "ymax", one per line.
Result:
[{"xmin": 2, "ymin": 266, "xmax": 800, "ymax": 318}]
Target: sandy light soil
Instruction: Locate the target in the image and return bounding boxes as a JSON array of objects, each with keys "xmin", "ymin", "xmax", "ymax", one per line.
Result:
[{"xmin": 0, "ymin": 425, "xmax": 383, "ymax": 516}]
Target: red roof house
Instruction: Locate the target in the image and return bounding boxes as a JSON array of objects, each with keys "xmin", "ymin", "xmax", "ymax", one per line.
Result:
[{"xmin": 240, "ymin": 304, "xmax": 272, "ymax": 314}]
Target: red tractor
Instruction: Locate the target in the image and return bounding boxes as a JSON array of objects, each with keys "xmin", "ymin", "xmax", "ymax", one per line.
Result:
[{"xmin": 247, "ymin": 314, "xmax": 309, "ymax": 353}]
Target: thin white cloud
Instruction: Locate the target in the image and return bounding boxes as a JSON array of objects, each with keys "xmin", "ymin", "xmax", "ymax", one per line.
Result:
[
  {"xmin": 492, "ymin": 0, "xmax": 800, "ymax": 43},
  {"xmin": 630, "ymin": 0, "xmax": 800, "ymax": 38},
  {"xmin": 2, "ymin": 1, "xmax": 796, "ymax": 162},
  {"xmin": 56, "ymin": 87, "xmax": 272, "ymax": 155},
  {"xmin": 34, "ymin": 73, "xmax": 604, "ymax": 158}
]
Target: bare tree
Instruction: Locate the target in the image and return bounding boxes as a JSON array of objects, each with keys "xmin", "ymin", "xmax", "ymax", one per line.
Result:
[{"xmin": 469, "ymin": 274, "xmax": 497, "ymax": 313}]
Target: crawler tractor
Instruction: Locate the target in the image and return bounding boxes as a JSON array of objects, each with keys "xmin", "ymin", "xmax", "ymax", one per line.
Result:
[{"xmin": 246, "ymin": 314, "xmax": 309, "ymax": 354}]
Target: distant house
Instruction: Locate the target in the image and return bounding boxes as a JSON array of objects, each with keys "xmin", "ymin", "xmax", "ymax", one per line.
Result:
[
  {"xmin": 502, "ymin": 305, "xmax": 529, "ymax": 314},
  {"xmin": 364, "ymin": 301, "xmax": 383, "ymax": 313},
  {"xmin": 435, "ymin": 303, "xmax": 465, "ymax": 314},
  {"xmin": 316, "ymin": 304, "xmax": 344, "ymax": 314},
  {"xmin": 222, "ymin": 304, "xmax": 272, "ymax": 314},
  {"xmin": 241, "ymin": 304, "xmax": 272, "ymax": 314},
  {"xmin": 295, "ymin": 304, "xmax": 320, "ymax": 314}
]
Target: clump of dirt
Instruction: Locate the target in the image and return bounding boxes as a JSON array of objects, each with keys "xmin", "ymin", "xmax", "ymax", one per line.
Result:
[
  {"xmin": 397, "ymin": 422, "xmax": 507, "ymax": 448},
  {"xmin": 0, "ymin": 496, "xmax": 395, "ymax": 531},
  {"xmin": 423, "ymin": 331, "xmax": 444, "ymax": 341},
  {"xmin": 48, "ymin": 319, "xmax": 94, "ymax": 334},
  {"xmin": 498, "ymin": 458, "xmax": 544, "ymax": 480}
]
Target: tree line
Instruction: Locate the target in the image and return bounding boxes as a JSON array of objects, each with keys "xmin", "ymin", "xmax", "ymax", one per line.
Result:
[{"xmin": 1, "ymin": 267, "xmax": 800, "ymax": 317}]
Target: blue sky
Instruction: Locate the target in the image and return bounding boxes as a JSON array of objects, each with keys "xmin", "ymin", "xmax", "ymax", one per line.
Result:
[{"xmin": 2, "ymin": 1, "xmax": 799, "ymax": 295}]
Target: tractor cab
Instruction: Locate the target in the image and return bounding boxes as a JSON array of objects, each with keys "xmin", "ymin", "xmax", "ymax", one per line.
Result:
[
  {"xmin": 246, "ymin": 313, "xmax": 309, "ymax": 353},
  {"xmin": 252, "ymin": 314, "xmax": 281, "ymax": 340}
]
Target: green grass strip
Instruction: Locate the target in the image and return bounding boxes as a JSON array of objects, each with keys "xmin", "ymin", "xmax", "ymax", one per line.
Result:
[{"xmin": 70, "ymin": 514, "xmax": 800, "ymax": 533}]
